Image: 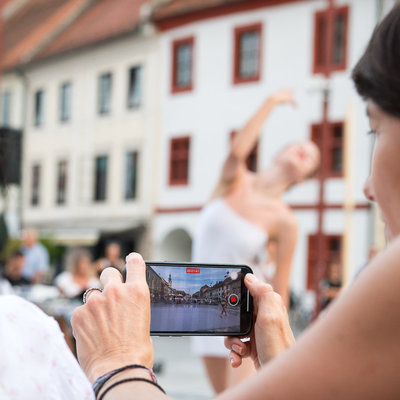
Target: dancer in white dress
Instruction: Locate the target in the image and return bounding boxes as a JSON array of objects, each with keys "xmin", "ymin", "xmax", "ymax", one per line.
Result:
[{"xmin": 191, "ymin": 89, "xmax": 320, "ymax": 393}]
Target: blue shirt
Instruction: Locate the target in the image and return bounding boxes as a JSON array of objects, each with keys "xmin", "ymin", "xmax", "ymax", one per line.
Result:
[{"xmin": 21, "ymin": 243, "xmax": 49, "ymax": 280}]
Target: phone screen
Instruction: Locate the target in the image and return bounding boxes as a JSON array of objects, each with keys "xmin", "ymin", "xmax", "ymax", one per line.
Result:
[{"xmin": 145, "ymin": 262, "xmax": 253, "ymax": 336}]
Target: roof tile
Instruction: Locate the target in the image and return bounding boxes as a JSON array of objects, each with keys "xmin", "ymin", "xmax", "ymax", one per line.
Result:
[
  {"xmin": 35, "ymin": 0, "xmax": 149, "ymax": 61},
  {"xmin": 2, "ymin": 0, "xmax": 90, "ymax": 69}
]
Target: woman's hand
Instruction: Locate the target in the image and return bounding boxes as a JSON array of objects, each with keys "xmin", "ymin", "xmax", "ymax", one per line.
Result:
[
  {"xmin": 224, "ymin": 274, "xmax": 295, "ymax": 369},
  {"xmin": 71, "ymin": 253, "xmax": 153, "ymax": 383}
]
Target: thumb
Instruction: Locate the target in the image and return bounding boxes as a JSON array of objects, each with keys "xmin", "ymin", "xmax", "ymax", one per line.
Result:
[
  {"xmin": 245, "ymin": 273, "xmax": 274, "ymax": 300},
  {"xmin": 125, "ymin": 252, "xmax": 146, "ymax": 284}
]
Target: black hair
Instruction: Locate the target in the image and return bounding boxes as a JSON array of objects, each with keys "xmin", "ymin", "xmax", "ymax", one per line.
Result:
[{"xmin": 352, "ymin": 3, "xmax": 400, "ymax": 118}]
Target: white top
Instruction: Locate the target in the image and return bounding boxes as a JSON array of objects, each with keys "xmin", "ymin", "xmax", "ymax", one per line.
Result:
[
  {"xmin": 192, "ymin": 198, "xmax": 268, "ymax": 266},
  {"xmin": 55, "ymin": 271, "xmax": 101, "ymax": 298},
  {"xmin": 0, "ymin": 295, "xmax": 94, "ymax": 399}
]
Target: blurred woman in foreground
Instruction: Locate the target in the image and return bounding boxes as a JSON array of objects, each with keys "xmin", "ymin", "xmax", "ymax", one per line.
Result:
[{"xmin": 71, "ymin": 4, "xmax": 400, "ymax": 399}]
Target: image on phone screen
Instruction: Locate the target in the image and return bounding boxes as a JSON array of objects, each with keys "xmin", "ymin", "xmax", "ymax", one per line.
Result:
[{"xmin": 145, "ymin": 263, "xmax": 252, "ymax": 335}]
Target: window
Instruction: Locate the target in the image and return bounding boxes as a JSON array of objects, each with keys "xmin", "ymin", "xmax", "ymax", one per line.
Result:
[
  {"xmin": 313, "ymin": 6, "xmax": 349, "ymax": 74},
  {"xmin": 171, "ymin": 37, "xmax": 194, "ymax": 93},
  {"xmin": 94, "ymin": 155, "xmax": 108, "ymax": 201},
  {"xmin": 125, "ymin": 151, "xmax": 138, "ymax": 199},
  {"xmin": 311, "ymin": 122, "xmax": 343, "ymax": 177},
  {"xmin": 98, "ymin": 73, "xmax": 112, "ymax": 114},
  {"xmin": 56, "ymin": 160, "xmax": 68, "ymax": 205},
  {"xmin": 60, "ymin": 82, "xmax": 72, "ymax": 122},
  {"xmin": 169, "ymin": 137, "xmax": 190, "ymax": 185},
  {"xmin": 307, "ymin": 234, "xmax": 342, "ymax": 291},
  {"xmin": 234, "ymin": 23, "xmax": 262, "ymax": 84},
  {"xmin": 128, "ymin": 66, "xmax": 142, "ymax": 108},
  {"xmin": 31, "ymin": 164, "xmax": 41, "ymax": 206},
  {"xmin": 1, "ymin": 91, "xmax": 11, "ymax": 127},
  {"xmin": 230, "ymin": 131, "xmax": 258, "ymax": 172},
  {"xmin": 34, "ymin": 90, "xmax": 44, "ymax": 126}
]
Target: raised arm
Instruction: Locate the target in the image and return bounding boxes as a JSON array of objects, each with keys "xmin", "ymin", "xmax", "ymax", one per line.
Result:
[
  {"xmin": 218, "ymin": 236, "xmax": 400, "ymax": 400},
  {"xmin": 217, "ymin": 89, "xmax": 296, "ymax": 188}
]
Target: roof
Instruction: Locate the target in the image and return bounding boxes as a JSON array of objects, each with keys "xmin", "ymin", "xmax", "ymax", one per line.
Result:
[
  {"xmin": 152, "ymin": 0, "xmax": 306, "ymax": 30},
  {"xmin": 2, "ymin": 0, "xmax": 90, "ymax": 70},
  {"xmin": 35, "ymin": 0, "xmax": 150, "ymax": 62},
  {"xmin": 1, "ymin": 0, "xmax": 150, "ymax": 70}
]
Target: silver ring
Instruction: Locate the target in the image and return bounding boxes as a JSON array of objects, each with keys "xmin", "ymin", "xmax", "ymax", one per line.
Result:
[{"xmin": 83, "ymin": 287, "xmax": 103, "ymax": 304}]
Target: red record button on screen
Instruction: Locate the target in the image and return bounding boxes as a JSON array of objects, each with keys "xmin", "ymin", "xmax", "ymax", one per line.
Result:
[
  {"xmin": 186, "ymin": 268, "xmax": 200, "ymax": 274},
  {"xmin": 228, "ymin": 294, "xmax": 239, "ymax": 306}
]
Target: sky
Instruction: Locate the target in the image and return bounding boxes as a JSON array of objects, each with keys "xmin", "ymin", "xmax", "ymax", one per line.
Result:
[{"xmin": 150, "ymin": 265, "xmax": 241, "ymax": 294}]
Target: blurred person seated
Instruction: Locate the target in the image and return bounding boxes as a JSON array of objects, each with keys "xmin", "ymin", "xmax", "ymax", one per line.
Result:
[
  {"xmin": 319, "ymin": 261, "xmax": 342, "ymax": 310},
  {"xmin": 96, "ymin": 241, "xmax": 125, "ymax": 276},
  {"xmin": 20, "ymin": 228, "xmax": 50, "ymax": 284},
  {"xmin": 55, "ymin": 249, "xmax": 101, "ymax": 299},
  {"xmin": 2, "ymin": 250, "xmax": 30, "ymax": 286}
]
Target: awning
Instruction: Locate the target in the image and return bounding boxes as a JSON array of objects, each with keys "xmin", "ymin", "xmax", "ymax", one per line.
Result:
[{"xmin": 30, "ymin": 218, "xmax": 148, "ymax": 246}]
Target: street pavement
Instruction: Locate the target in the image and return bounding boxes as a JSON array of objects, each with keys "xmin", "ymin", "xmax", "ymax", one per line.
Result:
[
  {"xmin": 153, "ymin": 336, "xmax": 214, "ymax": 400},
  {"xmin": 151, "ymin": 303, "xmax": 240, "ymax": 333}
]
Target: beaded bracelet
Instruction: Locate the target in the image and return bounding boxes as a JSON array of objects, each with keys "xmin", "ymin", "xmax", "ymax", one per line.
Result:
[
  {"xmin": 98, "ymin": 377, "xmax": 166, "ymax": 400},
  {"xmin": 93, "ymin": 364, "xmax": 157, "ymax": 397}
]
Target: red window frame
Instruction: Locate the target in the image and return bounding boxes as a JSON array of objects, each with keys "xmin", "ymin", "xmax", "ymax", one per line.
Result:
[
  {"xmin": 311, "ymin": 122, "xmax": 344, "ymax": 178},
  {"xmin": 307, "ymin": 234, "xmax": 342, "ymax": 291},
  {"xmin": 169, "ymin": 136, "xmax": 190, "ymax": 186},
  {"xmin": 230, "ymin": 130, "xmax": 259, "ymax": 172},
  {"xmin": 171, "ymin": 36, "xmax": 194, "ymax": 94},
  {"xmin": 313, "ymin": 6, "xmax": 349, "ymax": 74},
  {"xmin": 233, "ymin": 22, "xmax": 262, "ymax": 85}
]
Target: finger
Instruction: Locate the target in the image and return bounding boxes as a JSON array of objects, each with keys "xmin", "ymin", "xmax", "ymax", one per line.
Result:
[
  {"xmin": 224, "ymin": 337, "xmax": 246, "ymax": 356},
  {"xmin": 125, "ymin": 252, "xmax": 146, "ymax": 284},
  {"xmin": 229, "ymin": 350, "xmax": 243, "ymax": 368},
  {"xmin": 100, "ymin": 267, "xmax": 123, "ymax": 289}
]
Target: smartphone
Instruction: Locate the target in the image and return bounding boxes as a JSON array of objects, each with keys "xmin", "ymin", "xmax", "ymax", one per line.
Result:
[{"xmin": 123, "ymin": 262, "xmax": 253, "ymax": 336}]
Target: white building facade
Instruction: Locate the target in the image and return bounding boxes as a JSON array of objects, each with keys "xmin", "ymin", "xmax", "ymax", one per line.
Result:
[
  {"xmin": 151, "ymin": 0, "xmax": 395, "ymax": 296},
  {"xmin": 1, "ymin": 0, "xmax": 161, "ymax": 258}
]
